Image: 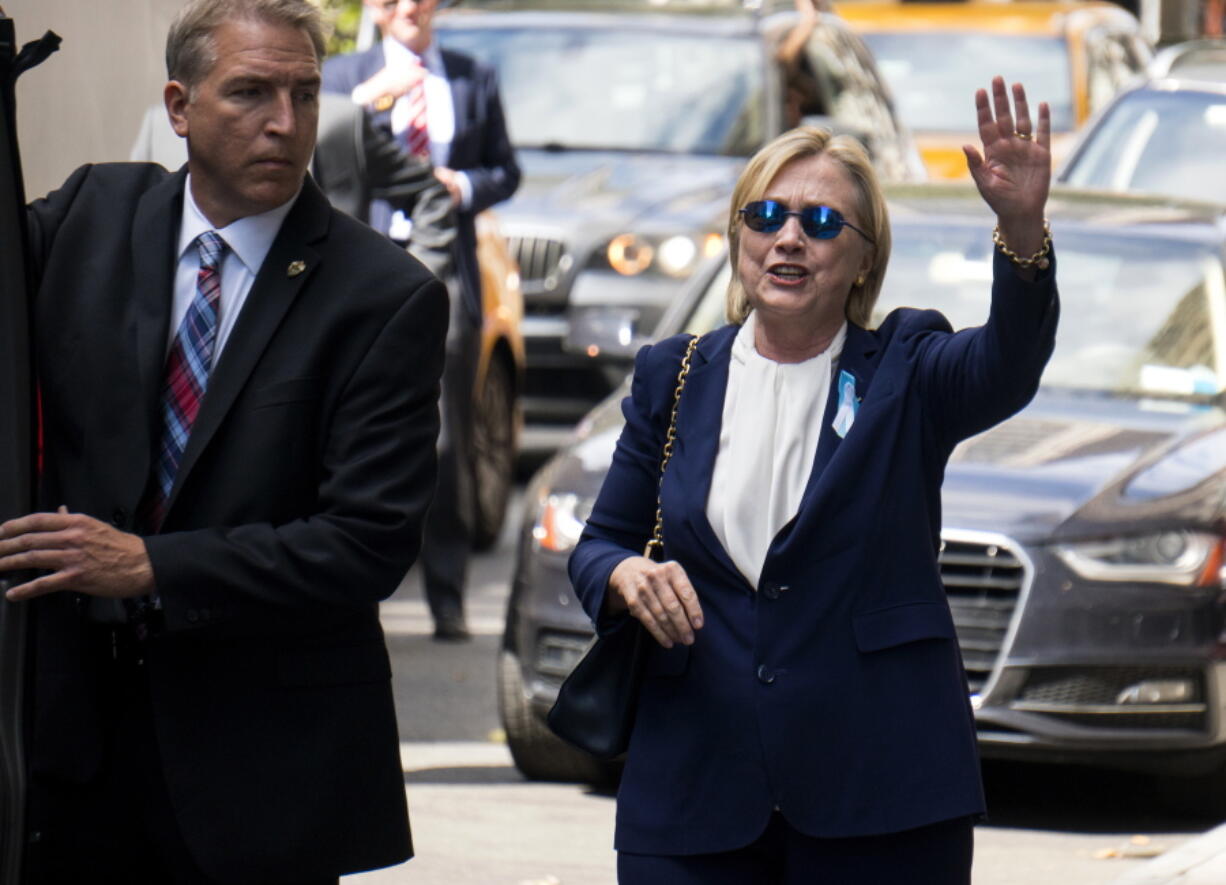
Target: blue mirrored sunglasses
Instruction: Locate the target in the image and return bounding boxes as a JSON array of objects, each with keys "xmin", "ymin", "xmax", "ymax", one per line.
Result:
[{"xmin": 738, "ymin": 200, "xmax": 875, "ymax": 244}]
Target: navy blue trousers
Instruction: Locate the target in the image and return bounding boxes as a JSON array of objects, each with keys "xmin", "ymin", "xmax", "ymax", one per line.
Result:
[{"xmin": 618, "ymin": 813, "xmax": 974, "ymax": 884}]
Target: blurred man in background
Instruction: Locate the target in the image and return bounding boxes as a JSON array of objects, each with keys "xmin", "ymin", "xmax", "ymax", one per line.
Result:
[{"xmin": 325, "ymin": 0, "xmax": 520, "ymax": 641}]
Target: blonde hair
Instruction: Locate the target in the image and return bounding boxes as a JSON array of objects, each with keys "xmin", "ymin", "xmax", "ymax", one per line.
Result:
[{"xmin": 725, "ymin": 126, "xmax": 891, "ymax": 328}]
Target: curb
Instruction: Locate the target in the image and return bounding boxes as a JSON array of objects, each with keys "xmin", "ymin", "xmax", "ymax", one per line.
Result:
[{"xmin": 1110, "ymin": 822, "xmax": 1226, "ymax": 884}]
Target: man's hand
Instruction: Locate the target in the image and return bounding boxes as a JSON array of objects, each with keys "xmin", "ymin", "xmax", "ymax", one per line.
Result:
[
  {"xmin": 607, "ymin": 556, "xmax": 703, "ymax": 649},
  {"xmin": 0, "ymin": 508, "xmax": 155, "ymax": 601},
  {"xmin": 352, "ymin": 63, "xmax": 426, "ymax": 108},
  {"xmin": 433, "ymin": 166, "xmax": 462, "ymax": 206}
]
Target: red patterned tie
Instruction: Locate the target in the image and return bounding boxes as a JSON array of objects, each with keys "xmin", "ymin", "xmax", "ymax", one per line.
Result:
[
  {"xmin": 404, "ymin": 57, "xmax": 430, "ymax": 158},
  {"xmin": 142, "ymin": 230, "xmax": 227, "ymax": 531},
  {"xmin": 126, "ymin": 231, "xmax": 225, "ymax": 630}
]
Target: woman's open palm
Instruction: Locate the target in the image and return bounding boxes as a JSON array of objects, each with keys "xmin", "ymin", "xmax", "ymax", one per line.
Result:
[{"xmin": 964, "ymin": 77, "xmax": 1051, "ymax": 226}]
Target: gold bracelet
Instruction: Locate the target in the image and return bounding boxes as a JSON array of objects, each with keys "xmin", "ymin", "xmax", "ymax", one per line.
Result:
[{"xmin": 993, "ymin": 220, "xmax": 1052, "ymax": 271}]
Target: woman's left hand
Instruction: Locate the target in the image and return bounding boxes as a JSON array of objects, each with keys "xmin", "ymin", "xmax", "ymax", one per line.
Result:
[{"xmin": 963, "ymin": 77, "xmax": 1051, "ymax": 254}]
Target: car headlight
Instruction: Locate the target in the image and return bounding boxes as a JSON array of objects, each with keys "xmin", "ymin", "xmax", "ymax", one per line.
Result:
[
  {"xmin": 1054, "ymin": 531, "xmax": 1224, "ymax": 587},
  {"xmin": 531, "ymin": 492, "xmax": 593, "ymax": 554},
  {"xmin": 600, "ymin": 232, "xmax": 723, "ymax": 279},
  {"xmin": 606, "ymin": 234, "xmax": 654, "ymax": 276}
]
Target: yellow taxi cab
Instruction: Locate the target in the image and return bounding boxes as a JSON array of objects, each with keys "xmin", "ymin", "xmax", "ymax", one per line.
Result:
[
  {"xmin": 471, "ymin": 214, "xmax": 525, "ymax": 549},
  {"xmin": 837, "ymin": 1, "xmax": 1152, "ymax": 178}
]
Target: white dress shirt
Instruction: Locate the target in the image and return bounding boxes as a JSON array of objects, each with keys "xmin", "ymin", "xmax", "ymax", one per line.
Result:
[
  {"xmin": 377, "ymin": 36, "xmax": 473, "ymax": 240},
  {"xmin": 706, "ymin": 311, "xmax": 847, "ymax": 589},
  {"xmin": 170, "ymin": 177, "xmax": 297, "ymax": 361}
]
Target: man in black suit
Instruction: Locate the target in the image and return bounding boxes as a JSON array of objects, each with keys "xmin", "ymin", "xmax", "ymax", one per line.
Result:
[
  {"xmin": 323, "ymin": 0, "xmax": 521, "ymax": 640},
  {"xmin": 0, "ymin": 1, "xmax": 445, "ymax": 882}
]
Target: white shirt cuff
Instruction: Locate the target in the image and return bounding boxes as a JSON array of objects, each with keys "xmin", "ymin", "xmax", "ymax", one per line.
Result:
[{"xmin": 455, "ymin": 171, "xmax": 474, "ymax": 211}]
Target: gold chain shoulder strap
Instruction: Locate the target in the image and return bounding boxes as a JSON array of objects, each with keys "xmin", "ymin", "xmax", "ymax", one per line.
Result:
[{"xmin": 643, "ymin": 334, "xmax": 699, "ymax": 561}]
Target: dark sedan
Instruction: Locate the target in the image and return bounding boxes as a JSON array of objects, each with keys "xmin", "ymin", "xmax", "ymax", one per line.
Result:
[{"xmin": 498, "ymin": 184, "xmax": 1226, "ymax": 806}]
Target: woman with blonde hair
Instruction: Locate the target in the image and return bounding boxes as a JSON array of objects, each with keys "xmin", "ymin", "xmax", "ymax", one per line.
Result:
[{"xmin": 569, "ymin": 78, "xmax": 1057, "ymax": 883}]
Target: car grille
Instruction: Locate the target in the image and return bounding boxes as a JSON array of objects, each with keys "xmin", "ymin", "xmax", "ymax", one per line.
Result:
[
  {"xmin": 939, "ymin": 533, "xmax": 1026, "ymax": 696},
  {"xmin": 508, "ymin": 235, "xmax": 567, "ymax": 287}
]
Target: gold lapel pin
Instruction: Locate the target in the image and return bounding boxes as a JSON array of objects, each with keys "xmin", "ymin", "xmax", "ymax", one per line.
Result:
[
  {"xmin": 373, "ymin": 94, "xmax": 395, "ymax": 112},
  {"xmin": 287, "ymin": 260, "xmax": 306, "ymax": 278}
]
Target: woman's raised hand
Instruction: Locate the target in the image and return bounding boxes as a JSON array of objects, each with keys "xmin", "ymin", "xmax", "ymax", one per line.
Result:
[
  {"xmin": 607, "ymin": 556, "xmax": 704, "ymax": 649},
  {"xmin": 963, "ymin": 77, "xmax": 1051, "ymax": 256}
]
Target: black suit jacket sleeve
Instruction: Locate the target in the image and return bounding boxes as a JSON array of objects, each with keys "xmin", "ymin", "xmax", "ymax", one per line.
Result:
[
  {"xmin": 312, "ymin": 94, "xmax": 456, "ymax": 278},
  {"xmin": 361, "ymin": 111, "xmax": 457, "ymax": 278}
]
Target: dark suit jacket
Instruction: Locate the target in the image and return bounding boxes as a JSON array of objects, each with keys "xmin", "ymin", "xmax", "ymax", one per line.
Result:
[
  {"xmin": 25, "ymin": 164, "xmax": 448, "ymax": 882},
  {"xmin": 322, "ymin": 43, "xmax": 521, "ymax": 323},
  {"xmin": 570, "ymin": 251, "xmax": 1059, "ymax": 855}
]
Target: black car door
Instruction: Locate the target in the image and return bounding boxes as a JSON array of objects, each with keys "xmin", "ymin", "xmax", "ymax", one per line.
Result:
[{"xmin": 0, "ymin": 10, "xmax": 57, "ymax": 882}]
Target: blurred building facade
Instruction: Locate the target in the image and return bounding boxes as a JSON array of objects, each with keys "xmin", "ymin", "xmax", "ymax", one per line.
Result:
[{"xmin": 4, "ymin": 0, "xmax": 182, "ymax": 198}]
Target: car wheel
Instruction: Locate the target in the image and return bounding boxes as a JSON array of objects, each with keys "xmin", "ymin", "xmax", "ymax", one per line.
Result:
[
  {"xmin": 471, "ymin": 353, "xmax": 516, "ymax": 551},
  {"xmin": 497, "ymin": 649, "xmax": 619, "ymax": 785}
]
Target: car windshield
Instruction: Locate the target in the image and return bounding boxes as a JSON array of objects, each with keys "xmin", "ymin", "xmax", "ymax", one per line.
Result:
[
  {"xmin": 1061, "ymin": 89, "xmax": 1226, "ymax": 204},
  {"xmin": 436, "ymin": 25, "xmax": 766, "ymax": 155},
  {"xmin": 862, "ymin": 33, "xmax": 1074, "ymax": 132},
  {"xmin": 680, "ymin": 228, "xmax": 1226, "ymax": 400}
]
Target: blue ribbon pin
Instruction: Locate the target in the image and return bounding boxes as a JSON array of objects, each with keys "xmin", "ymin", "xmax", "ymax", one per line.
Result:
[{"xmin": 832, "ymin": 370, "xmax": 859, "ymax": 439}]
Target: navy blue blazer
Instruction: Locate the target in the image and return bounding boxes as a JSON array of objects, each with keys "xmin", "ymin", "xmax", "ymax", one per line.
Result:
[
  {"xmin": 569, "ymin": 250, "xmax": 1059, "ymax": 855},
  {"xmin": 323, "ymin": 44, "xmax": 521, "ymax": 324}
]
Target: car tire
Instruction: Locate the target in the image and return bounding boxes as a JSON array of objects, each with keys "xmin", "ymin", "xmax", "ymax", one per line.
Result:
[
  {"xmin": 497, "ymin": 649, "xmax": 619, "ymax": 785},
  {"xmin": 471, "ymin": 353, "xmax": 516, "ymax": 551}
]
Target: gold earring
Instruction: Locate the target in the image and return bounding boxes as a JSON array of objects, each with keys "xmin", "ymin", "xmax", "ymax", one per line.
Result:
[{"xmin": 855, "ymin": 274, "xmax": 866, "ymax": 287}]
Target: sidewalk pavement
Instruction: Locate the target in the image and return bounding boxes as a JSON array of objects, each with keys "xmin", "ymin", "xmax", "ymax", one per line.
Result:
[{"xmin": 1111, "ymin": 822, "xmax": 1226, "ymax": 884}]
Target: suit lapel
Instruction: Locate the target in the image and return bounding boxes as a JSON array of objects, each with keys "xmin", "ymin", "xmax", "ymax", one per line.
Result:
[
  {"xmin": 131, "ymin": 169, "xmax": 186, "ymax": 450},
  {"xmin": 364, "ymin": 45, "xmax": 396, "ymax": 132},
  {"xmin": 163, "ymin": 178, "xmax": 329, "ymax": 515},
  {"xmin": 440, "ymin": 49, "xmax": 470, "ymax": 168},
  {"xmin": 794, "ymin": 322, "xmax": 883, "ymax": 516},
  {"xmin": 671, "ymin": 327, "xmax": 745, "ymax": 586}
]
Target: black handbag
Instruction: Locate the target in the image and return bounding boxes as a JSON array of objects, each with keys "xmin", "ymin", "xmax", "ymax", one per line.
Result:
[{"xmin": 547, "ymin": 335, "xmax": 699, "ymax": 759}]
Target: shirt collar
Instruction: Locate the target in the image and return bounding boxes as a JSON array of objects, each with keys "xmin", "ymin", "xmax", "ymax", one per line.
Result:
[
  {"xmin": 178, "ymin": 174, "xmax": 299, "ymax": 275},
  {"xmin": 734, "ymin": 311, "xmax": 848, "ymax": 367},
  {"xmin": 382, "ymin": 35, "xmax": 443, "ymax": 76}
]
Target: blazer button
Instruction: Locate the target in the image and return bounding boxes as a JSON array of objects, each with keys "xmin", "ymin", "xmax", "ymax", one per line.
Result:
[
  {"xmin": 111, "ymin": 507, "xmax": 127, "ymax": 527},
  {"xmin": 757, "ymin": 664, "xmax": 776, "ymax": 685},
  {"xmin": 186, "ymin": 609, "xmax": 199, "ymax": 624},
  {"xmin": 761, "ymin": 582, "xmax": 790, "ymax": 600}
]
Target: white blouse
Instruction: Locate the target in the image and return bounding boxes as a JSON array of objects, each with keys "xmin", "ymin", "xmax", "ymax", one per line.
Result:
[{"xmin": 706, "ymin": 312, "xmax": 847, "ymax": 589}]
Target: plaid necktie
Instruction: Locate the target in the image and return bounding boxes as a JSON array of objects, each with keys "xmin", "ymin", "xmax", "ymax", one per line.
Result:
[
  {"xmin": 143, "ymin": 230, "xmax": 227, "ymax": 531},
  {"xmin": 404, "ymin": 58, "xmax": 430, "ymax": 158}
]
